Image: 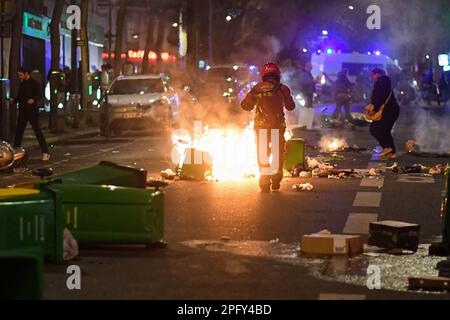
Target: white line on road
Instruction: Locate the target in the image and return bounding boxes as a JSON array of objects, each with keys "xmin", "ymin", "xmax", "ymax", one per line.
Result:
[
  {"xmin": 343, "ymin": 213, "xmax": 378, "ymax": 234},
  {"xmin": 352, "ymin": 192, "xmax": 382, "ymax": 207},
  {"xmin": 360, "ymin": 177, "xmax": 385, "ymax": 188}
]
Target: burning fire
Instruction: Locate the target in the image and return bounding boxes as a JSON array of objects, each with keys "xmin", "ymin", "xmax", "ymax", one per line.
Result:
[
  {"xmin": 319, "ymin": 136, "xmax": 348, "ymax": 152},
  {"xmin": 172, "ymin": 124, "xmax": 293, "ymax": 181}
]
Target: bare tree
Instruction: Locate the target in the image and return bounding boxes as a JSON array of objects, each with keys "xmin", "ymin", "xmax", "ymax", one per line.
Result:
[
  {"xmin": 49, "ymin": 0, "xmax": 65, "ymax": 131},
  {"xmin": 8, "ymin": 0, "xmax": 24, "ymax": 137},
  {"xmin": 141, "ymin": 0, "xmax": 155, "ymax": 74},
  {"xmin": 113, "ymin": 0, "xmax": 129, "ymax": 76}
]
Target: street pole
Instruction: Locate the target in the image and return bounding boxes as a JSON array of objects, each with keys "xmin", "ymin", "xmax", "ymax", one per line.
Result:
[
  {"xmin": 430, "ymin": 167, "xmax": 450, "ymax": 256},
  {"xmin": 108, "ymin": 0, "xmax": 112, "ymax": 65},
  {"xmin": 1, "ymin": 0, "xmax": 5, "ymax": 79},
  {"xmin": 208, "ymin": 0, "xmax": 212, "ymax": 63}
]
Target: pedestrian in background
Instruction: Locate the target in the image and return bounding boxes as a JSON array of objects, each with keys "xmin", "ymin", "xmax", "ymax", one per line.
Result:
[
  {"xmin": 368, "ymin": 68, "xmax": 400, "ymax": 159},
  {"xmin": 331, "ymin": 69, "xmax": 354, "ymax": 123},
  {"xmin": 298, "ymin": 62, "xmax": 316, "ymax": 129},
  {"xmin": 11, "ymin": 66, "xmax": 50, "ymax": 161}
]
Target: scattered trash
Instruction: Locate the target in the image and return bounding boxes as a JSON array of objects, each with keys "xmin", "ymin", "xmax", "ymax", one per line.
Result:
[
  {"xmin": 269, "ymin": 238, "xmax": 280, "ymax": 244},
  {"xmin": 369, "ymin": 168, "xmax": 379, "ymax": 176},
  {"xmin": 299, "ymin": 171, "xmax": 312, "ymax": 178},
  {"xmin": 112, "ymin": 150, "xmax": 120, "ymax": 154},
  {"xmin": 300, "ymin": 232, "xmax": 363, "ymax": 255},
  {"xmin": 12, "ymin": 167, "xmax": 28, "ymax": 173},
  {"xmin": 63, "ymin": 228, "xmax": 79, "ymax": 261},
  {"xmin": 292, "ymin": 183, "xmax": 314, "ymax": 191},
  {"xmin": 392, "ymin": 163, "xmax": 446, "ymax": 175},
  {"xmin": 64, "ymin": 152, "xmax": 71, "ymax": 156},
  {"xmin": 160, "ymin": 168, "xmax": 177, "ymax": 180},
  {"xmin": 368, "ymin": 220, "xmax": 420, "ymax": 252},
  {"xmin": 407, "ymin": 276, "xmax": 450, "ymax": 292},
  {"xmin": 221, "ymin": 236, "xmax": 231, "ymax": 242}
]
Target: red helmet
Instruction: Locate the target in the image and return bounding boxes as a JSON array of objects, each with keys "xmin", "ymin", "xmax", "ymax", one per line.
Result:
[{"xmin": 261, "ymin": 63, "xmax": 281, "ymax": 79}]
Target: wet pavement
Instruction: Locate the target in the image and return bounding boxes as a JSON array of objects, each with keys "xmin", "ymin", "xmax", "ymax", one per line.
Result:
[{"xmin": 1, "ymin": 105, "xmax": 450, "ymax": 299}]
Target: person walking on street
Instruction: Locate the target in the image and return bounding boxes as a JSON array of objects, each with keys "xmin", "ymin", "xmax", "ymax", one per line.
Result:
[
  {"xmin": 299, "ymin": 62, "xmax": 315, "ymax": 109},
  {"xmin": 368, "ymin": 68, "xmax": 400, "ymax": 159},
  {"xmin": 241, "ymin": 63, "xmax": 296, "ymax": 192},
  {"xmin": 331, "ymin": 69, "xmax": 354, "ymax": 123},
  {"xmin": 11, "ymin": 66, "xmax": 50, "ymax": 161}
]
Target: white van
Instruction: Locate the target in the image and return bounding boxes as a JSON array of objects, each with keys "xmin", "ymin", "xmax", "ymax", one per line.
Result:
[
  {"xmin": 311, "ymin": 52, "xmax": 400, "ymax": 82},
  {"xmin": 311, "ymin": 52, "xmax": 401, "ymax": 102}
]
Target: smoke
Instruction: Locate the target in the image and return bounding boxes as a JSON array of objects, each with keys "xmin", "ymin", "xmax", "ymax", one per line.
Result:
[{"xmin": 413, "ymin": 109, "xmax": 450, "ymax": 153}]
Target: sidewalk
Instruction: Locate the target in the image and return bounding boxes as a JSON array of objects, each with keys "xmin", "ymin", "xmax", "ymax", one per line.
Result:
[{"xmin": 20, "ymin": 125, "xmax": 99, "ymax": 151}]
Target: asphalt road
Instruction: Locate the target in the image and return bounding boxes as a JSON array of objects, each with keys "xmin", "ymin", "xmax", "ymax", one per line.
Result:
[{"xmin": 1, "ymin": 105, "xmax": 450, "ymax": 299}]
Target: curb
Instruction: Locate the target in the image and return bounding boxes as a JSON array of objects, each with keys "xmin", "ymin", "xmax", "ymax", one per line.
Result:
[{"xmin": 22, "ymin": 129, "xmax": 100, "ymax": 152}]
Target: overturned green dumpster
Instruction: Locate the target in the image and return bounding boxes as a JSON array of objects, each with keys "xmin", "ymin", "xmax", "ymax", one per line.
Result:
[
  {"xmin": 0, "ymin": 162, "xmax": 165, "ymax": 264},
  {"xmin": 0, "ymin": 247, "xmax": 44, "ymax": 300}
]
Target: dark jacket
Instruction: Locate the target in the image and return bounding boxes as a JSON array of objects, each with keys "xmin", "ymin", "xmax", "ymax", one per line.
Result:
[
  {"xmin": 371, "ymin": 75, "xmax": 399, "ymax": 116},
  {"xmin": 299, "ymin": 70, "xmax": 315, "ymax": 96},
  {"xmin": 334, "ymin": 73, "xmax": 353, "ymax": 97},
  {"xmin": 241, "ymin": 80, "xmax": 295, "ymax": 129},
  {"xmin": 15, "ymin": 78, "xmax": 42, "ymax": 110}
]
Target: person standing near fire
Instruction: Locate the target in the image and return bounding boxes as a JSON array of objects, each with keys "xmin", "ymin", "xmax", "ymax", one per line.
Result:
[
  {"xmin": 241, "ymin": 63, "xmax": 296, "ymax": 192},
  {"xmin": 368, "ymin": 68, "xmax": 400, "ymax": 159}
]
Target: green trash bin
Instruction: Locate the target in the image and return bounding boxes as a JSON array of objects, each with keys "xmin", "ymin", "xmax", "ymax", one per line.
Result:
[
  {"xmin": 283, "ymin": 138, "xmax": 306, "ymax": 172},
  {"xmin": 0, "ymin": 247, "xmax": 44, "ymax": 300},
  {"xmin": 0, "ymin": 181, "xmax": 164, "ymax": 262},
  {"xmin": 0, "ymin": 189, "xmax": 65, "ymax": 263},
  {"xmin": 180, "ymin": 148, "xmax": 212, "ymax": 181},
  {"xmin": 51, "ymin": 161, "xmax": 148, "ymax": 188},
  {"xmin": 42, "ymin": 182, "xmax": 164, "ymax": 245}
]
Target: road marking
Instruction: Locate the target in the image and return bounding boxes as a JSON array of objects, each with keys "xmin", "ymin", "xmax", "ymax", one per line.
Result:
[
  {"xmin": 397, "ymin": 175, "xmax": 435, "ymax": 184},
  {"xmin": 343, "ymin": 213, "xmax": 378, "ymax": 234},
  {"xmin": 353, "ymin": 192, "xmax": 382, "ymax": 207},
  {"xmin": 318, "ymin": 293, "xmax": 366, "ymax": 300},
  {"xmin": 360, "ymin": 177, "xmax": 384, "ymax": 188}
]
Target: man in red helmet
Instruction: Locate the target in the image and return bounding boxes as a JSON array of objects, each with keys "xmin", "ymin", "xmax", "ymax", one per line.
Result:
[{"xmin": 241, "ymin": 63, "xmax": 296, "ymax": 192}]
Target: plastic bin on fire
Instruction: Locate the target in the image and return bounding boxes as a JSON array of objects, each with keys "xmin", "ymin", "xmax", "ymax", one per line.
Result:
[
  {"xmin": 50, "ymin": 161, "xmax": 148, "ymax": 188},
  {"xmin": 0, "ymin": 247, "xmax": 44, "ymax": 300},
  {"xmin": 283, "ymin": 138, "xmax": 306, "ymax": 172},
  {"xmin": 0, "ymin": 181, "xmax": 164, "ymax": 263}
]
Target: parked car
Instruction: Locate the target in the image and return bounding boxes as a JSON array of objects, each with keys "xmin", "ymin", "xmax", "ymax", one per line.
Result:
[{"xmin": 101, "ymin": 74, "xmax": 179, "ymax": 136}]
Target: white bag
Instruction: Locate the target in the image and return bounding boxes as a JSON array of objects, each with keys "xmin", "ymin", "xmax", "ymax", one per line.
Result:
[{"xmin": 298, "ymin": 107, "xmax": 315, "ymax": 129}]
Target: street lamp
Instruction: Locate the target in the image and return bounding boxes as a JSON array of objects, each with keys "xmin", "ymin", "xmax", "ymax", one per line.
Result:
[
  {"xmin": 302, "ymin": 48, "xmax": 308, "ymax": 53},
  {"xmin": 225, "ymin": 15, "xmax": 232, "ymax": 22},
  {"xmin": 132, "ymin": 34, "xmax": 139, "ymax": 39},
  {"xmin": 322, "ymin": 29, "xmax": 328, "ymax": 36},
  {"xmin": 172, "ymin": 22, "xmax": 179, "ymax": 28},
  {"xmin": 348, "ymin": 5, "xmax": 354, "ymax": 10}
]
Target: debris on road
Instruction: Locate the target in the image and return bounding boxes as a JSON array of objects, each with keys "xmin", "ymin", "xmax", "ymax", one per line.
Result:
[
  {"xmin": 407, "ymin": 276, "xmax": 450, "ymax": 292},
  {"xmin": 64, "ymin": 152, "xmax": 71, "ymax": 156},
  {"xmin": 368, "ymin": 221, "xmax": 420, "ymax": 252},
  {"xmin": 160, "ymin": 168, "xmax": 177, "ymax": 180},
  {"xmin": 369, "ymin": 168, "xmax": 380, "ymax": 176},
  {"xmin": 269, "ymin": 238, "xmax": 280, "ymax": 244},
  {"xmin": 63, "ymin": 228, "xmax": 79, "ymax": 261},
  {"xmin": 299, "ymin": 171, "xmax": 312, "ymax": 178},
  {"xmin": 300, "ymin": 232, "xmax": 363, "ymax": 255},
  {"xmin": 221, "ymin": 236, "xmax": 231, "ymax": 242},
  {"xmin": 391, "ymin": 163, "xmax": 447, "ymax": 175},
  {"xmin": 292, "ymin": 183, "xmax": 314, "ymax": 191}
]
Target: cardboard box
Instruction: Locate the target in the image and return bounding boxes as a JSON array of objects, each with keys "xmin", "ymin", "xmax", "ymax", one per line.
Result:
[
  {"xmin": 368, "ymin": 220, "xmax": 420, "ymax": 252},
  {"xmin": 301, "ymin": 233, "xmax": 363, "ymax": 255}
]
